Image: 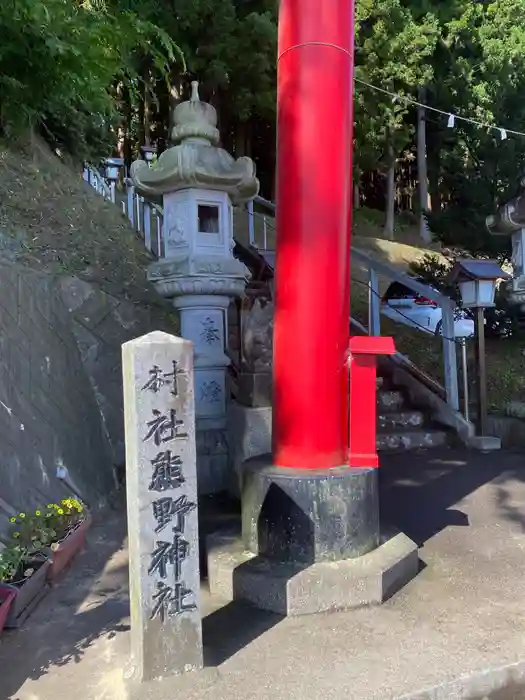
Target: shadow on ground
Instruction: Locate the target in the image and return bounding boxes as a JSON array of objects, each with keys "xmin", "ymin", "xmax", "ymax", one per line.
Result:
[
  {"xmin": 203, "ymin": 600, "xmax": 281, "ymax": 666},
  {"xmin": 380, "ymin": 448, "xmax": 525, "ymax": 545}
]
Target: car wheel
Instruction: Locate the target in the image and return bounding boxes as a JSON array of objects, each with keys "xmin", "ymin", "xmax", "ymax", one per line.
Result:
[{"xmin": 434, "ymin": 320, "xmax": 443, "ymax": 336}]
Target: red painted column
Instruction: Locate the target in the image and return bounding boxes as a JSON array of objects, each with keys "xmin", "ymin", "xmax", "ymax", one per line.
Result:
[
  {"xmin": 273, "ymin": 0, "xmax": 355, "ymax": 469},
  {"xmin": 348, "ymin": 336, "xmax": 396, "ymax": 468}
]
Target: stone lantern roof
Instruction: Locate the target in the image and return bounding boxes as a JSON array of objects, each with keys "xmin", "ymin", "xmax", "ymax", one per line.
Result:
[
  {"xmin": 486, "ymin": 177, "xmax": 525, "ymax": 236},
  {"xmin": 130, "ymin": 81, "xmax": 259, "ymax": 203}
]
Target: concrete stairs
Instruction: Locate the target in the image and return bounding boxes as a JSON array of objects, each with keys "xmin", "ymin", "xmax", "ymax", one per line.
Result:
[{"xmin": 376, "ymin": 375, "xmax": 449, "ymax": 452}]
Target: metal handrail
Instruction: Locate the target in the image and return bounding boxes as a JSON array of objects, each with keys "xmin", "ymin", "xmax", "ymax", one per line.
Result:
[
  {"xmin": 352, "ymin": 248, "xmax": 459, "ymax": 411},
  {"xmin": 83, "ymin": 165, "xmax": 112, "ymax": 200},
  {"xmin": 254, "ymin": 195, "xmax": 276, "ymax": 214},
  {"xmin": 350, "ymin": 315, "xmax": 447, "ymax": 399},
  {"xmin": 352, "ymin": 248, "xmax": 447, "ymax": 304}
]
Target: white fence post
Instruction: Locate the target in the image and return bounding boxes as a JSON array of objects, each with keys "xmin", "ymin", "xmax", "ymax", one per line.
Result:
[
  {"xmin": 126, "ymin": 181, "xmax": 136, "ymax": 228},
  {"xmin": 144, "ymin": 202, "xmax": 152, "ymax": 252},
  {"xmin": 441, "ymin": 298, "xmax": 459, "ymax": 410},
  {"xmin": 136, "ymin": 195, "xmax": 142, "ymax": 234}
]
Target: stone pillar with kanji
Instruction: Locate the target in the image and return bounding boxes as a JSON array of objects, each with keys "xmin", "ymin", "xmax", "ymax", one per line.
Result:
[{"xmin": 122, "ymin": 331, "xmax": 202, "ymax": 682}]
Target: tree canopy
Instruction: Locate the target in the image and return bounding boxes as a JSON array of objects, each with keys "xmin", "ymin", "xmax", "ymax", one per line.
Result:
[{"xmin": 2, "ymin": 0, "xmax": 525, "ymax": 253}]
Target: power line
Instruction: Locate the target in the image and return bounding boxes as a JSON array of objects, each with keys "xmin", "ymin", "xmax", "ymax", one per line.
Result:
[{"xmin": 355, "ymin": 78, "xmax": 525, "ymax": 140}]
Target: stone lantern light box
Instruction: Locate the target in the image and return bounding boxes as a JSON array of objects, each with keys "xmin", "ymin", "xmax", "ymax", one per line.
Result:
[
  {"xmin": 162, "ymin": 188, "xmax": 233, "ymax": 259},
  {"xmin": 447, "ymin": 259, "xmax": 511, "ymax": 309}
]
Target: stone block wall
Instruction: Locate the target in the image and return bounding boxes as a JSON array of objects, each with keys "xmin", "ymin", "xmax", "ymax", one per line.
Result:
[
  {"xmin": 57, "ymin": 277, "xmax": 175, "ymax": 469},
  {"xmin": 0, "ymin": 259, "xmax": 232, "ymax": 539},
  {"xmin": 0, "ymin": 262, "xmax": 115, "ymax": 538}
]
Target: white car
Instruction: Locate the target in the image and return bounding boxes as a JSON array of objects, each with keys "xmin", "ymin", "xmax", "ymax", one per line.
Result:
[{"xmin": 381, "ymin": 280, "xmax": 474, "ymax": 338}]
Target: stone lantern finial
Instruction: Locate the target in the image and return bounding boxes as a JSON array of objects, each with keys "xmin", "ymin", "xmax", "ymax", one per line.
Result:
[
  {"xmin": 190, "ymin": 81, "xmax": 200, "ymax": 102},
  {"xmin": 170, "ymin": 82, "xmax": 219, "ymax": 147},
  {"xmin": 129, "ymin": 77, "xmax": 259, "ymax": 203}
]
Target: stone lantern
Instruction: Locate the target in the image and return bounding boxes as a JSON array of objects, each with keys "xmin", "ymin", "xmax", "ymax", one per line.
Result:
[
  {"xmin": 130, "ymin": 81, "xmax": 259, "ymax": 493},
  {"xmin": 486, "ymin": 180, "xmax": 525, "ymax": 307}
]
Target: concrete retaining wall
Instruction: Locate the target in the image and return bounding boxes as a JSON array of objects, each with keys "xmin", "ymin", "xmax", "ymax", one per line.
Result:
[
  {"xmin": 57, "ymin": 276, "xmax": 174, "ymax": 469},
  {"xmin": 0, "ymin": 262, "xmax": 115, "ymax": 538},
  {"xmin": 0, "ymin": 261, "xmax": 177, "ymax": 540}
]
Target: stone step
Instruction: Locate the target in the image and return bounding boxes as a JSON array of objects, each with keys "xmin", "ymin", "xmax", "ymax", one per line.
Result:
[
  {"xmin": 377, "ymin": 429, "xmax": 449, "ymax": 452},
  {"xmin": 377, "ymin": 410, "xmax": 425, "ymax": 431},
  {"xmin": 377, "ymin": 390, "xmax": 405, "ymax": 411}
]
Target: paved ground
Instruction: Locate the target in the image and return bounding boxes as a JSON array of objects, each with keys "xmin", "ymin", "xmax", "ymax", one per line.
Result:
[{"xmin": 3, "ymin": 449, "xmax": 525, "ymax": 700}]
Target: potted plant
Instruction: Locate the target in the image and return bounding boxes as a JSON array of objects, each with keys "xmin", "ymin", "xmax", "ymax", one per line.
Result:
[
  {"xmin": 43, "ymin": 498, "xmax": 90, "ymax": 583},
  {"xmin": 0, "ymin": 585, "xmax": 16, "ymax": 635},
  {"xmin": 0, "ymin": 541, "xmax": 50, "ymax": 629}
]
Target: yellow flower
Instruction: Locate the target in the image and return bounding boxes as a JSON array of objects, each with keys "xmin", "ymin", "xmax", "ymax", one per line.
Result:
[
  {"xmin": 13, "ymin": 532, "xmax": 20, "ymax": 538},
  {"xmin": 9, "ymin": 517, "xmax": 16, "ymax": 523},
  {"xmin": 35, "ymin": 511, "xmax": 41, "ymax": 516},
  {"xmin": 57, "ymin": 509, "xmax": 64, "ymax": 515},
  {"xmin": 19, "ymin": 513, "xmax": 25, "ymax": 519},
  {"xmin": 47, "ymin": 504, "xmax": 53, "ymax": 508}
]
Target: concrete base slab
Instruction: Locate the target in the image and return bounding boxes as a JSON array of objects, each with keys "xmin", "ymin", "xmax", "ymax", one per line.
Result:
[
  {"xmin": 207, "ymin": 529, "xmax": 419, "ymax": 615},
  {"xmin": 466, "ymin": 435, "xmax": 501, "ymax": 452}
]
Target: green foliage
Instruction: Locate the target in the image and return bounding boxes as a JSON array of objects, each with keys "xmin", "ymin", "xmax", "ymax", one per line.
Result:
[
  {"xmin": 354, "ymin": 0, "xmax": 440, "ymax": 174},
  {"xmin": 44, "ymin": 498, "xmax": 85, "ymax": 541},
  {"xmin": 351, "ymin": 0, "xmax": 525, "ymax": 254},
  {"xmin": 3, "ymin": 0, "xmax": 525, "ymax": 256},
  {"xmin": 408, "ymin": 252, "xmax": 461, "ymax": 302},
  {"xmin": 1, "ymin": 499, "xmax": 87, "ymax": 583},
  {"xmin": 0, "ymin": 544, "xmax": 27, "ymax": 583},
  {"xmin": 0, "ymin": 0, "xmax": 183, "ymax": 159},
  {"xmin": 408, "ymin": 253, "xmax": 452, "ymax": 288},
  {"xmin": 111, "ymin": 0, "xmax": 277, "ymax": 121},
  {"xmin": 9, "ymin": 510, "xmax": 57, "ymax": 553},
  {"xmin": 420, "ymin": 0, "xmax": 525, "ymax": 253}
]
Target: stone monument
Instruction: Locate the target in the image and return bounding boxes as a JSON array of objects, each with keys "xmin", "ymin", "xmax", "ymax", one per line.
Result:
[
  {"xmin": 122, "ymin": 331, "xmax": 202, "ymax": 682},
  {"xmin": 130, "ymin": 81, "xmax": 259, "ymax": 495}
]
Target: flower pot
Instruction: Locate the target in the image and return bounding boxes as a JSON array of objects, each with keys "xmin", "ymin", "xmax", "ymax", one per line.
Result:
[
  {"xmin": 3, "ymin": 558, "xmax": 51, "ymax": 629},
  {"xmin": 47, "ymin": 515, "xmax": 91, "ymax": 584},
  {"xmin": 0, "ymin": 586, "xmax": 16, "ymax": 634}
]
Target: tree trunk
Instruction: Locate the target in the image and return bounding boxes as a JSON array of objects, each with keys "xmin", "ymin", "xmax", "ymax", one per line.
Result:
[
  {"xmin": 143, "ymin": 72, "xmax": 151, "ymax": 147},
  {"xmin": 353, "ymin": 180, "xmax": 360, "ymax": 210},
  {"xmin": 169, "ymin": 70, "xmax": 185, "ymax": 142},
  {"xmin": 427, "ymin": 124, "xmax": 441, "ymax": 214},
  {"xmin": 235, "ymin": 121, "xmax": 252, "ymax": 158},
  {"xmin": 384, "ymin": 149, "xmax": 395, "ymax": 241},
  {"xmin": 417, "ymin": 87, "xmax": 432, "ymax": 244}
]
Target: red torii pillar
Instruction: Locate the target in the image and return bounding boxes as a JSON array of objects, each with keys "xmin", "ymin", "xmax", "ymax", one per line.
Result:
[
  {"xmin": 273, "ymin": 1, "xmax": 354, "ymax": 469},
  {"xmin": 242, "ymin": 0, "xmax": 388, "ymax": 567}
]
